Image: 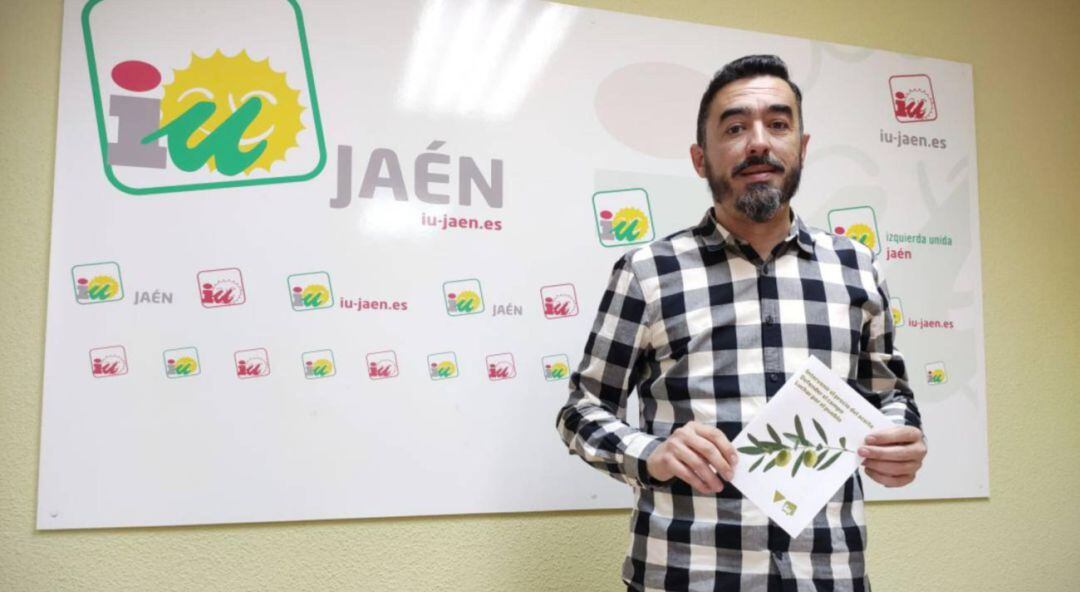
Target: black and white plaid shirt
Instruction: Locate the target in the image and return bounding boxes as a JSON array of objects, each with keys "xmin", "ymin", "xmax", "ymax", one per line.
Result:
[{"xmin": 557, "ymin": 208, "xmax": 921, "ymax": 591}]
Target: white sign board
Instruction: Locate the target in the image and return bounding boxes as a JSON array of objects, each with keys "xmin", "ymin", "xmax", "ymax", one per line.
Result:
[{"xmin": 38, "ymin": 0, "xmax": 988, "ymax": 529}]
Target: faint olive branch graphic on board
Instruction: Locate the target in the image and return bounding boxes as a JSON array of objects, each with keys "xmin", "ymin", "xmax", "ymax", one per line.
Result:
[{"xmin": 740, "ymin": 415, "xmax": 853, "ymax": 477}]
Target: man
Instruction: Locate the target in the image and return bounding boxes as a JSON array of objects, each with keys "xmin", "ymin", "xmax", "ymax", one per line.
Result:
[{"xmin": 556, "ymin": 55, "xmax": 926, "ymax": 591}]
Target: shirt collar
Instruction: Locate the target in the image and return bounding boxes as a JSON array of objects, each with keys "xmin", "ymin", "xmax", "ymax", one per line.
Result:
[{"xmin": 696, "ymin": 207, "xmax": 816, "ymax": 257}]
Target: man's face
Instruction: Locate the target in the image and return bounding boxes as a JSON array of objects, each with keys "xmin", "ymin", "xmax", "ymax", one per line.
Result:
[{"xmin": 691, "ymin": 75, "xmax": 810, "ymax": 223}]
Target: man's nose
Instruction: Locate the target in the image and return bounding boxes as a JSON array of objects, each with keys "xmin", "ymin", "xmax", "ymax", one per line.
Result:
[{"xmin": 746, "ymin": 121, "xmax": 769, "ymax": 156}]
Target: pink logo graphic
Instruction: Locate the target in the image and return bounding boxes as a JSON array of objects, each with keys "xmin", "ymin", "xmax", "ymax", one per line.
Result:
[
  {"xmin": 890, "ymin": 74, "xmax": 938, "ymax": 123},
  {"xmin": 366, "ymin": 350, "xmax": 399, "ymax": 380},
  {"xmin": 89, "ymin": 345, "xmax": 128, "ymax": 378},
  {"xmin": 540, "ymin": 283, "xmax": 579, "ymax": 319},
  {"xmin": 486, "ymin": 353, "xmax": 517, "ymax": 381},
  {"xmin": 234, "ymin": 348, "xmax": 271, "ymax": 379},
  {"xmin": 197, "ymin": 268, "xmax": 246, "ymax": 308}
]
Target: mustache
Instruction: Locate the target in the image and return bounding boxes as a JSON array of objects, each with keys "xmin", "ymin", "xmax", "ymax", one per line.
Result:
[{"xmin": 732, "ymin": 154, "xmax": 785, "ymax": 176}]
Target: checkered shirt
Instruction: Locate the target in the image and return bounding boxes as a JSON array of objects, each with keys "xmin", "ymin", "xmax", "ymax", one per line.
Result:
[{"xmin": 557, "ymin": 208, "xmax": 921, "ymax": 591}]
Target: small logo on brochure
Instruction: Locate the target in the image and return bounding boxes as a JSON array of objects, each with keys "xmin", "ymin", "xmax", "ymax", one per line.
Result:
[
  {"xmin": 90, "ymin": 345, "xmax": 128, "ymax": 377},
  {"xmin": 235, "ymin": 348, "xmax": 271, "ymax": 379},
  {"xmin": 427, "ymin": 352, "xmax": 459, "ymax": 380},
  {"xmin": 540, "ymin": 283, "xmax": 579, "ymax": 319},
  {"xmin": 542, "ymin": 354, "xmax": 571, "ymax": 381},
  {"xmin": 925, "ymin": 361, "xmax": 948, "ymax": 385},
  {"xmin": 890, "ymin": 297, "xmax": 906, "ymax": 327},
  {"xmin": 198, "ymin": 268, "xmax": 246, "ymax": 308},
  {"xmin": 827, "ymin": 206, "xmax": 882, "ymax": 255},
  {"xmin": 302, "ymin": 349, "xmax": 336, "ymax": 379},
  {"xmin": 72, "ymin": 262, "xmax": 124, "ymax": 304},
  {"xmin": 592, "ymin": 188, "xmax": 655, "ymax": 247},
  {"xmin": 486, "ymin": 353, "xmax": 517, "ymax": 381},
  {"xmin": 773, "ymin": 490, "xmax": 798, "ymax": 516},
  {"xmin": 82, "ymin": 0, "xmax": 326, "ymax": 194},
  {"xmin": 163, "ymin": 347, "xmax": 200, "ymax": 378},
  {"xmin": 443, "ymin": 279, "xmax": 485, "ymax": 316},
  {"xmin": 890, "ymin": 74, "xmax": 938, "ymax": 123},
  {"xmin": 287, "ymin": 272, "xmax": 334, "ymax": 311},
  {"xmin": 366, "ymin": 350, "xmax": 399, "ymax": 380}
]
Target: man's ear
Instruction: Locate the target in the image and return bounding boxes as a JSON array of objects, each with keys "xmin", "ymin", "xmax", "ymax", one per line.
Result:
[
  {"xmin": 800, "ymin": 133, "xmax": 811, "ymax": 162},
  {"xmin": 690, "ymin": 143, "xmax": 706, "ymax": 178}
]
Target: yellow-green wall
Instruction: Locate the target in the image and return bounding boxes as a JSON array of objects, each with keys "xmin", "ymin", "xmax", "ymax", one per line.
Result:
[{"xmin": 3, "ymin": 1, "xmax": 1078, "ymax": 589}]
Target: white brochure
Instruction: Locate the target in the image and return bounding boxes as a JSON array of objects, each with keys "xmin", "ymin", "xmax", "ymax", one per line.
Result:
[{"xmin": 729, "ymin": 356, "xmax": 894, "ymax": 537}]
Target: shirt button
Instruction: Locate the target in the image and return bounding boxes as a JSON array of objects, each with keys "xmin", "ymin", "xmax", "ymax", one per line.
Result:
[
  {"xmin": 769, "ymin": 373, "xmax": 780, "ymax": 383},
  {"xmin": 761, "ymin": 265, "xmax": 770, "ymax": 275},
  {"xmin": 765, "ymin": 315, "xmax": 775, "ymax": 325}
]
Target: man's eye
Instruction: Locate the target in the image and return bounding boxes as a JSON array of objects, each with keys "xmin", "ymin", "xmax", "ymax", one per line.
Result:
[
  {"xmin": 770, "ymin": 120, "xmax": 791, "ymax": 130},
  {"xmin": 725, "ymin": 124, "xmax": 744, "ymax": 135}
]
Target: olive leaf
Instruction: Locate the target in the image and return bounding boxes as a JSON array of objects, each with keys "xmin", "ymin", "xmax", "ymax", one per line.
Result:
[
  {"xmin": 840, "ymin": 436, "xmax": 847, "ymax": 449},
  {"xmin": 748, "ymin": 456, "xmax": 765, "ymax": 472},
  {"xmin": 792, "ymin": 450, "xmax": 805, "ymax": 476},
  {"xmin": 738, "ymin": 446, "xmax": 765, "ymax": 455},
  {"xmin": 794, "ymin": 415, "xmax": 806, "ymax": 442},
  {"xmin": 812, "ymin": 418, "xmax": 829, "ymax": 445},
  {"xmin": 763, "ymin": 458, "xmax": 777, "ymax": 473},
  {"xmin": 767, "ymin": 424, "xmax": 782, "ymax": 445},
  {"xmin": 816, "ymin": 451, "xmax": 843, "ymax": 471}
]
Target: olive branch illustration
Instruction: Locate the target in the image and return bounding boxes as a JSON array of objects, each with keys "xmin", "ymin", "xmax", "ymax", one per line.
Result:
[{"xmin": 740, "ymin": 415, "xmax": 853, "ymax": 477}]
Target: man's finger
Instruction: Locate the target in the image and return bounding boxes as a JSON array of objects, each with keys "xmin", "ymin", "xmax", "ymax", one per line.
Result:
[
  {"xmin": 683, "ymin": 433, "xmax": 733, "ymax": 480},
  {"xmin": 864, "ymin": 466, "xmax": 914, "ymax": 488},
  {"xmin": 865, "ymin": 426, "xmax": 922, "ymax": 446},
  {"xmin": 671, "ymin": 461, "xmax": 718, "ymax": 494},
  {"xmin": 858, "ymin": 443, "xmax": 925, "ymax": 462},
  {"xmin": 669, "ymin": 441, "xmax": 724, "ymax": 491},
  {"xmin": 692, "ymin": 423, "xmax": 739, "ymax": 468},
  {"xmin": 861, "ymin": 459, "xmax": 921, "ymax": 478}
]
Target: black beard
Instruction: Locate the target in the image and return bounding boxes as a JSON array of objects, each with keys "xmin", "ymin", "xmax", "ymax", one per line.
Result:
[{"xmin": 706, "ymin": 156, "xmax": 803, "ymax": 223}]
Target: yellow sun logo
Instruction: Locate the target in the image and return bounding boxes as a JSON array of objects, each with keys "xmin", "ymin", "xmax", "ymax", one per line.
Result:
[
  {"xmin": 891, "ymin": 307, "xmax": 904, "ymax": 326},
  {"xmin": 87, "ymin": 275, "xmax": 120, "ymax": 300},
  {"xmin": 301, "ymin": 284, "xmax": 331, "ymax": 308},
  {"xmin": 175, "ymin": 356, "xmax": 199, "ymax": 375},
  {"xmin": 844, "ymin": 223, "xmax": 877, "ymax": 250},
  {"xmin": 550, "ymin": 362, "xmax": 570, "ymax": 378},
  {"xmin": 161, "ymin": 50, "xmax": 304, "ymax": 174},
  {"xmin": 612, "ymin": 207, "xmax": 650, "ymax": 241},
  {"xmin": 455, "ymin": 290, "xmax": 481, "ymax": 312},
  {"xmin": 312, "ymin": 359, "xmax": 334, "ymax": 375},
  {"xmin": 436, "ymin": 361, "xmax": 457, "ymax": 377}
]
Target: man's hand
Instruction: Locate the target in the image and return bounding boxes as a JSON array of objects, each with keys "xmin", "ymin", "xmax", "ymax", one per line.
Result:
[
  {"xmin": 859, "ymin": 426, "xmax": 927, "ymax": 487},
  {"xmin": 645, "ymin": 421, "xmax": 738, "ymax": 493}
]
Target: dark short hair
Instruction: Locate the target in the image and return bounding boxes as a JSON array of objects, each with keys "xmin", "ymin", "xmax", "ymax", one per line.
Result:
[{"xmin": 695, "ymin": 55, "xmax": 803, "ymax": 146}]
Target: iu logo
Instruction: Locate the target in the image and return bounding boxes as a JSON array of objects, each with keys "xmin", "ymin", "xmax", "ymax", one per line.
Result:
[
  {"xmin": 287, "ymin": 272, "xmax": 334, "ymax": 311},
  {"xmin": 82, "ymin": 0, "xmax": 326, "ymax": 194},
  {"xmin": 234, "ymin": 348, "xmax": 271, "ymax": 379},
  {"xmin": 72, "ymin": 262, "xmax": 124, "ymax": 304},
  {"xmin": 486, "ymin": 353, "xmax": 517, "ymax": 381},
  {"xmin": 302, "ymin": 349, "xmax": 336, "ymax": 379},
  {"xmin": 889, "ymin": 74, "xmax": 938, "ymax": 123},
  {"xmin": 592, "ymin": 188, "xmax": 656, "ymax": 247},
  {"xmin": 540, "ymin": 284, "xmax": 579, "ymax": 319},
  {"xmin": 541, "ymin": 354, "xmax": 571, "ymax": 381},
  {"xmin": 197, "ymin": 268, "xmax": 246, "ymax": 308},
  {"xmin": 442, "ymin": 279, "xmax": 485, "ymax": 317},
  {"xmin": 427, "ymin": 352, "xmax": 459, "ymax": 381},
  {"xmin": 89, "ymin": 345, "xmax": 128, "ymax": 378},
  {"xmin": 163, "ymin": 347, "xmax": 201, "ymax": 378},
  {"xmin": 366, "ymin": 350, "xmax": 399, "ymax": 380}
]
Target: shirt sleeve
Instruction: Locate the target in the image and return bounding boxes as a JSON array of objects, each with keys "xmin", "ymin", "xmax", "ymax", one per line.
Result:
[
  {"xmin": 555, "ymin": 252, "xmax": 665, "ymax": 489},
  {"xmin": 858, "ymin": 254, "xmax": 923, "ymax": 430}
]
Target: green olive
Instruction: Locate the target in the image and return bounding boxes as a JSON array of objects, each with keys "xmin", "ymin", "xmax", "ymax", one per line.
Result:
[{"xmin": 774, "ymin": 449, "xmax": 792, "ymax": 467}]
